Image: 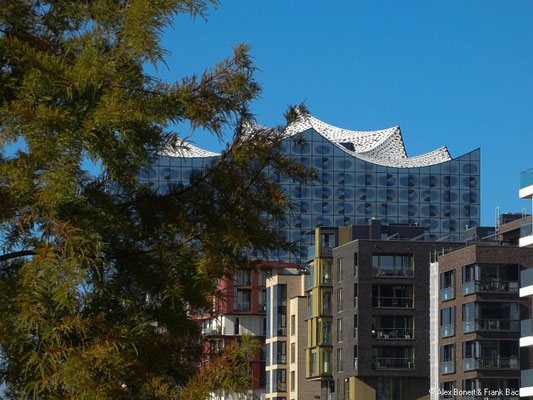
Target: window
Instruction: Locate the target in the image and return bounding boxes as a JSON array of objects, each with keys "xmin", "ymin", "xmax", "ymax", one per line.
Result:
[
  {"xmin": 322, "ymin": 291, "xmax": 331, "ymax": 314},
  {"xmin": 372, "ymin": 254, "xmax": 414, "ymax": 277},
  {"xmin": 322, "ymin": 261, "xmax": 332, "ymax": 284},
  {"xmin": 309, "ymin": 351, "xmax": 317, "ymax": 376},
  {"xmin": 337, "ymin": 318, "xmax": 343, "ymax": 342},
  {"xmin": 234, "ymin": 317, "xmax": 240, "ymax": 335},
  {"xmin": 353, "ymin": 284, "xmax": 358, "ymax": 308},
  {"xmin": 337, "ymin": 258, "xmax": 343, "ymax": 282},
  {"xmin": 290, "ymin": 342, "xmax": 295, "ymax": 364},
  {"xmin": 354, "ymin": 315, "xmax": 358, "ymax": 338},
  {"xmin": 337, "ymin": 348, "xmax": 343, "ymax": 372},
  {"xmin": 440, "ymin": 270, "xmax": 455, "ymax": 301},
  {"xmin": 354, "ymin": 253, "xmax": 358, "ymax": 276},
  {"xmin": 344, "ymin": 378, "xmax": 350, "ymax": 400},
  {"xmin": 266, "ymin": 370, "xmax": 270, "ymax": 393},
  {"xmin": 275, "ymin": 369, "xmax": 287, "ymax": 392},
  {"xmin": 440, "ymin": 344, "xmax": 455, "ymax": 374},
  {"xmin": 353, "ymin": 345, "xmax": 358, "ymax": 369},
  {"xmin": 274, "ymin": 341, "xmax": 287, "ymax": 364},
  {"xmin": 323, "ymin": 349, "xmax": 331, "ymax": 374},
  {"xmin": 440, "ymin": 306, "xmax": 455, "ymax": 337},
  {"xmin": 291, "ymin": 315, "xmax": 295, "ymax": 336},
  {"xmin": 234, "ymin": 269, "xmax": 251, "ymax": 285},
  {"xmin": 274, "ymin": 284, "xmax": 287, "ymax": 336},
  {"xmin": 290, "ymin": 370, "xmax": 295, "ymax": 392},
  {"xmin": 372, "ymin": 284, "xmax": 414, "ymax": 308},
  {"xmin": 234, "ymin": 289, "xmax": 251, "ymax": 311},
  {"xmin": 259, "ymin": 268, "xmax": 271, "ymax": 286},
  {"xmin": 337, "ymin": 288, "xmax": 343, "ymax": 312},
  {"xmin": 322, "ymin": 320, "xmax": 331, "ymax": 344}
]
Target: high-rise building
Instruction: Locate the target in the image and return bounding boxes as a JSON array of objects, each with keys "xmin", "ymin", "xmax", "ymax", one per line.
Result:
[
  {"xmin": 149, "ymin": 113, "xmax": 481, "ymax": 263},
  {"xmin": 264, "ymin": 265, "xmax": 320, "ymax": 400},
  {"xmin": 518, "ymin": 167, "xmax": 533, "ymax": 398},
  {"xmin": 305, "ymin": 223, "xmax": 463, "ymax": 400},
  {"xmin": 430, "ymin": 243, "xmax": 533, "ymax": 400}
]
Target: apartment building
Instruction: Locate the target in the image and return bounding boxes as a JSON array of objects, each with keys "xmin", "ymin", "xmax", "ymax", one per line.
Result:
[
  {"xmin": 519, "ymin": 167, "xmax": 533, "ymax": 398},
  {"xmin": 432, "ymin": 244, "xmax": 533, "ymax": 400},
  {"xmin": 265, "ymin": 264, "xmax": 321, "ymax": 400},
  {"xmin": 306, "ymin": 221, "xmax": 461, "ymax": 400}
]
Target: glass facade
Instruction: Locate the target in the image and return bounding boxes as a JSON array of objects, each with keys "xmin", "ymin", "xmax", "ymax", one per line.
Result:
[{"xmin": 147, "ymin": 128, "xmax": 481, "ymax": 263}]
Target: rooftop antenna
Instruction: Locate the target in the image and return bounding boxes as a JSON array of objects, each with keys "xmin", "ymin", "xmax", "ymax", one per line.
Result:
[{"xmin": 495, "ymin": 205, "xmax": 500, "ymax": 233}]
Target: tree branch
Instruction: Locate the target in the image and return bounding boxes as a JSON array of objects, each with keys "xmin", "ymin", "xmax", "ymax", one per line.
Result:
[{"xmin": 0, "ymin": 250, "xmax": 36, "ymax": 263}]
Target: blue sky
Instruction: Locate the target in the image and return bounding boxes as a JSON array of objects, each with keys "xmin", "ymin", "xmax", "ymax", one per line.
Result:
[{"xmin": 149, "ymin": 0, "xmax": 533, "ymax": 225}]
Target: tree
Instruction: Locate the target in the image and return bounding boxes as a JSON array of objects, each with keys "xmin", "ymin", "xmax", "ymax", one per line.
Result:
[{"xmin": 0, "ymin": 1, "xmax": 312, "ymax": 398}]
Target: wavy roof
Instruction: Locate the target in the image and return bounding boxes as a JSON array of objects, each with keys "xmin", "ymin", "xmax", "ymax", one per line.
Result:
[{"xmin": 162, "ymin": 113, "xmax": 452, "ymax": 168}]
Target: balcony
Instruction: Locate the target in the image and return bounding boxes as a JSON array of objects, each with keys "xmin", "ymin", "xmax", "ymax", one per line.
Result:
[
  {"xmin": 462, "ymin": 319, "xmax": 519, "ymax": 333},
  {"xmin": 440, "ymin": 286, "xmax": 455, "ymax": 301},
  {"xmin": 462, "ymin": 357, "xmax": 519, "ymax": 371},
  {"xmin": 440, "ymin": 324, "xmax": 455, "ymax": 338},
  {"xmin": 521, "ymin": 319, "xmax": 533, "ymax": 347},
  {"xmin": 520, "ymin": 268, "xmax": 533, "ymax": 297},
  {"xmin": 234, "ymin": 301, "xmax": 251, "ymax": 311},
  {"xmin": 519, "ymin": 220, "xmax": 533, "ymax": 248},
  {"xmin": 462, "ymin": 280, "xmax": 518, "ymax": 295},
  {"xmin": 373, "ymin": 328, "xmax": 413, "ymax": 340},
  {"xmin": 521, "ymin": 369, "xmax": 533, "ymax": 397},
  {"xmin": 372, "ymin": 266, "xmax": 414, "ymax": 278},
  {"xmin": 372, "ymin": 296, "xmax": 413, "ymax": 308},
  {"xmin": 372, "ymin": 357, "xmax": 415, "ymax": 370},
  {"xmin": 440, "ymin": 360, "xmax": 455, "ymax": 375}
]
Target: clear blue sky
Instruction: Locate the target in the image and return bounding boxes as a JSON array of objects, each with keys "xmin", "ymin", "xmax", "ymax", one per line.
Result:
[{"xmin": 150, "ymin": 0, "xmax": 533, "ymax": 226}]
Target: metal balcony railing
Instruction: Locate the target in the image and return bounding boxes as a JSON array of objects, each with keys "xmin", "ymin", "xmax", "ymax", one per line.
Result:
[
  {"xmin": 372, "ymin": 357, "xmax": 415, "ymax": 370},
  {"xmin": 373, "ymin": 328, "xmax": 413, "ymax": 339},
  {"xmin": 372, "ymin": 296, "xmax": 414, "ymax": 308}
]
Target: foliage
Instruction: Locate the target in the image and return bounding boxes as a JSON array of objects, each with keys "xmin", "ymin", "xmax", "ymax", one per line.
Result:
[{"xmin": 0, "ymin": 0, "xmax": 312, "ymax": 398}]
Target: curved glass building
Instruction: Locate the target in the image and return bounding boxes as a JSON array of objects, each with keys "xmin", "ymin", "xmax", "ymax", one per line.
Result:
[{"xmin": 143, "ymin": 114, "xmax": 480, "ymax": 263}]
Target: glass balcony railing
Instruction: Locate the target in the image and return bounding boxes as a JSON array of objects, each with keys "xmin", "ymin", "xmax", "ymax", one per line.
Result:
[
  {"xmin": 440, "ymin": 360, "xmax": 455, "ymax": 374},
  {"xmin": 440, "ymin": 324, "xmax": 455, "ymax": 338},
  {"xmin": 521, "ymin": 220, "xmax": 533, "ymax": 238},
  {"xmin": 372, "ymin": 357, "xmax": 415, "ymax": 370},
  {"xmin": 522, "ymin": 368, "xmax": 533, "ymax": 389},
  {"xmin": 440, "ymin": 286, "xmax": 455, "ymax": 301},
  {"xmin": 372, "ymin": 267, "xmax": 414, "ymax": 278},
  {"xmin": 462, "ymin": 280, "xmax": 518, "ymax": 295},
  {"xmin": 307, "ymin": 245, "xmax": 316, "ymax": 261},
  {"xmin": 463, "ymin": 319, "xmax": 519, "ymax": 333},
  {"xmin": 373, "ymin": 328, "xmax": 413, "ymax": 339},
  {"xmin": 462, "ymin": 357, "xmax": 519, "ymax": 371},
  {"xmin": 522, "ymin": 319, "xmax": 533, "ymax": 337},
  {"xmin": 520, "ymin": 167, "xmax": 533, "ymax": 190},
  {"xmin": 521, "ymin": 268, "xmax": 533, "ymax": 288},
  {"xmin": 372, "ymin": 296, "xmax": 414, "ymax": 308}
]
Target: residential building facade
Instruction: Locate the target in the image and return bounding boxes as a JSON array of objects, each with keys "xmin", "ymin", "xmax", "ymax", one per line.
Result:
[{"xmin": 265, "ymin": 265, "xmax": 321, "ymax": 400}]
